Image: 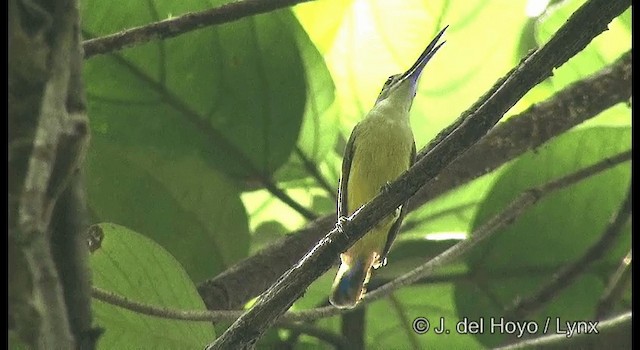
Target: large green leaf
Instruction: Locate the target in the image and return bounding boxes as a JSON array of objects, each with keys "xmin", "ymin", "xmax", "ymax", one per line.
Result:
[
  {"xmin": 86, "ymin": 140, "xmax": 249, "ymax": 283},
  {"xmin": 455, "ymin": 127, "xmax": 631, "ymax": 347},
  {"xmin": 82, "ymin": 0, "xmax": 306, "ymax": 179},
  {"xmin": 89, "ymin": 223, "xmax": 214, "ymax": 349},
  {"xmin": 275, "ymin": 15, "xmax": 339, "ymax": 183},
  {"xmin": 241, "ymin": 14, "xmax": 339, "ymax": 236},
  {"xmin": 367, "ymin": 284, "xmax": 483, "ymax": 349}
]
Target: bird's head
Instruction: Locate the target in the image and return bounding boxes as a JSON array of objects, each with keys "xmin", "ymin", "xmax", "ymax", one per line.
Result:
[{"xmin": 374, "ymin": 26, "xmax": 448, "ymax": 109}]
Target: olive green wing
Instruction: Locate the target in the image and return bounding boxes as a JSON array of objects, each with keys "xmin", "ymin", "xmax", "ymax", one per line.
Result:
[
  {"xmin": 380, "ymin": 141, "xmax": 416, "ymax": 261},
  {"xmin": 338, "ymin": 126, "xmax": 358, "ymax": 219}
]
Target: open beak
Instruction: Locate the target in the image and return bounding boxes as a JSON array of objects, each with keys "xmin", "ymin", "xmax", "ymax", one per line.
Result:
[{"xmin": 397, "ymin": 25, "xmax": 448, "ymax": 85}]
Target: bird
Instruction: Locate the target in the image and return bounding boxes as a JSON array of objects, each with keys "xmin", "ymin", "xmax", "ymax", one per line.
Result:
[{"xmin": 329, "ymin": 26, "xmax": 447, "ymax": 309}]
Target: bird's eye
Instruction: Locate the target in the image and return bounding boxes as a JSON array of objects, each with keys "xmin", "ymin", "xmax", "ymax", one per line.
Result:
[
  {"xmin": 376, "ymin": 74, "xmax": 401, "ymax": 102},
  {"xmin": 384, "ymin": 74, "xmax": 400, "ymax": 87},
  {"xmin": 385, "ymin": 76, "xmax": 394, "ymax": 86}
]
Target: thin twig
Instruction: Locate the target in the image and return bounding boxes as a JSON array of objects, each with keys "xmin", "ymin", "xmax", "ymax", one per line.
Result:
[
  {"xmin": 400, "ymin": 201, "xmax": 477, "ymax": 233},
  {"xmin": 93, "ymin": 284, "xmax": 351, "ymax": 349},
  {"xmin": 93, "ymin": 285, "xmax": 334, "ymax": 324},
  {"xmin": 83, "ymin": 0, "xmax": 314, "ymax": 58},
  {"xmin": 93, "ymin": 287, "xmax": 350, "ymax": 347},
  {"xmin": 595, "ymin": 250, "xmax": 632, "ymax": 320},
  {"xmin": 92, "ymin": 286, "xmax": 241, "ymax": 321},
  {"xmin": 263, "ymin": 180, "xmax": 318, "ymax": 220},
  {"xmin": 495, "ymin": 311, "xmax": 631, "ymax": 350},
  {"xmin": 295, "ymin": 147, "xmax": 338, "ymax": 200},
  {"xmin": 100, "ymin": 257, "xmax": 624, "ymax": 326}
]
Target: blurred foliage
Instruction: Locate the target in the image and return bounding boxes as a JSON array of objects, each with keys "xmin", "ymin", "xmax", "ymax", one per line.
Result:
[{"xmin": 76, "ymin": 0, "xmax": 631, "ymax": 348}]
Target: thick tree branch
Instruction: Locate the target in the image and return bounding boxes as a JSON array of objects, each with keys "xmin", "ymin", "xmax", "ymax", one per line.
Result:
[
  {"xmin": 206, "ymin": 1, "xmax": 631, "ymax": 348},
  {"xmin": 82, "ymin": 0, "xmax": 314, "ymax": 58},
  {"xmin": 197, "ymin": 4, "xmax": 631, "ymax": 313},
  {"xmin": 48, "ymin": 5, "xmax": 97, "ymax": 347},
  {"xmin": 198, "ymin": 215, "xmax": 334, "ymax": 310},
  {"xmin": 9, "ymin": 0, "xmax": 92, "ymax": 348},
  {"xmin": 50, "ymin": 174, "xmax": 98, "ymax": 349}
]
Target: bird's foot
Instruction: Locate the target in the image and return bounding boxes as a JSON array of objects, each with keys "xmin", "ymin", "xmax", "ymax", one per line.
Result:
[
  {"xmin": 372, "ymin": 256, "xmax": 388, "ymax": 269},
  {"xmin": 335, "ymin": 215, "xmax": 351, "ymax": 237},
  {"xmin": 380, "ymin": 181, "xmax": 393, "ymax": 194}
]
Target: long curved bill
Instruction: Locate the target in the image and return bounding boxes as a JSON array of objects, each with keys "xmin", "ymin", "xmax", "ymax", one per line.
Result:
[{"xmin": 398, "ymin": 25, "xmax": 448, "ymax": 85}]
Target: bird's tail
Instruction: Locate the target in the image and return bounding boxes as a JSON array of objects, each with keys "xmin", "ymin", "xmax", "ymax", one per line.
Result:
[{"xmin": 329, "ymin": 257, "xmax": 373, "ymax": 309}]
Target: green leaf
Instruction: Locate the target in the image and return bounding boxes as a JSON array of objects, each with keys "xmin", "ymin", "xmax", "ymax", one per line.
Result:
[
  {"xmin": 456, "ymin": 126, "xmax": 631, "ymax": 347},
  {"xmin": 250, "ymin": 220, "xmax": 288, "ymax": 254},
  {"xmin": 89, "ymin": 223, "xmax": 214, "ymax": 349},
  {"xmin": 82, "ymin": 0, "xmax": 306, "ymax": 179},
  {"xmin": 288, "ymin": 14, "xmax": 339, "ymax": 177},
  {"xmin": 86, "ymin": 140, "xmax": 250, "ymax": 283},
  {"xmin": 365, "ymin": 285, "xmax": 483, "ymax": 349}
]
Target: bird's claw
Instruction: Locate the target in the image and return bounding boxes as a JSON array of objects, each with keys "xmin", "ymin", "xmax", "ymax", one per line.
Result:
[
  {"xmin": 336, "ymin": 216, "xmax": 351, "ymax": 236},
  {"xmin": 380, "ymin": 181, "xmax": 393, "ymax": 194},
  {"xmin": 372, "ymin": 257, "xmax": 388, "ymax": 269}
]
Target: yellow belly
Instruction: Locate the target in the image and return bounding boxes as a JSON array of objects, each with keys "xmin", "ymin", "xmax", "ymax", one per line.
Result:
[{"xmin": 344, "ymin": 117, "xmax": 414, "ymax": 264}]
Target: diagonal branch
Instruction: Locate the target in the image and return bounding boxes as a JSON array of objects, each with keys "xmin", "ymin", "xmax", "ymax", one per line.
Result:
[
  {"xmin": 197, "ymin": 1, "xmax": 631, "ymax": 313},
  {"xmin": 206, "ymin": 0, "xmax": 631, "ymax": 348},
  {"xmin": 82, "ymin": 0, "xmax": 314, "ymax": 58}
]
